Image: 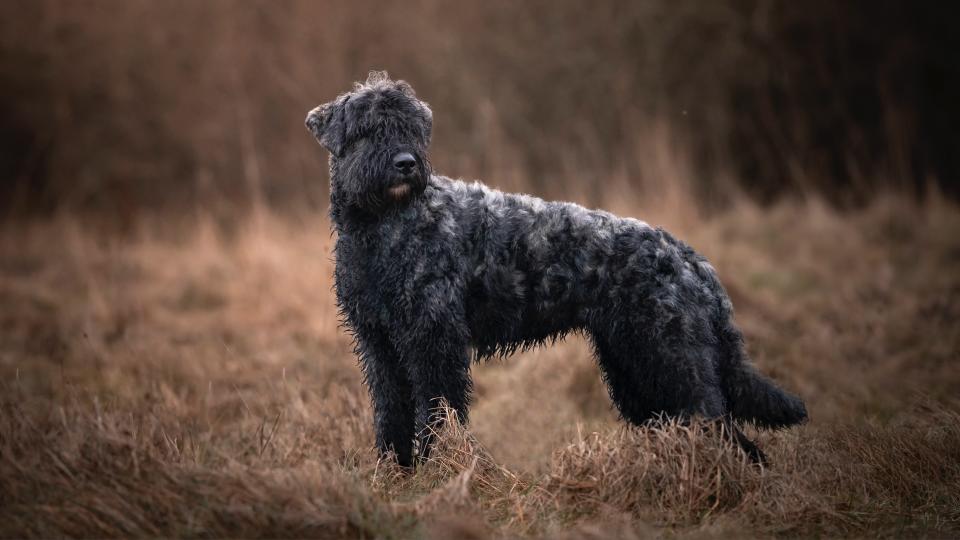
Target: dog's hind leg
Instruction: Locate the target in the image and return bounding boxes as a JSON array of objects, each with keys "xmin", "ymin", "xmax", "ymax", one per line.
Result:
[
  {"xmin": 694, "ymin": 385, "xmax": 770, "ymax": 465},
  {"xmin": 589, "ymin": 326, "xmax": 683, "ymax": 426},
  {"xmin": 590, "ymin": 323, "xmax": 716, "ymax": 425},
  {"xmin": 591, "ymin": 323, "xmax": 769, "ymax": 462},
  {"xmin": 718, "ymin": 417, "xmax": 768, "ymax": 465},
  {"xmin": 356, "ymin": 329, "xmax": 417, "ymax": 467}
]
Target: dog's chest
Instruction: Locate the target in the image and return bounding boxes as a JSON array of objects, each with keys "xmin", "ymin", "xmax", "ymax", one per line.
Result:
[{"xmin": 336, "ymin": 215, "xmax": 462, "ymax": 324}]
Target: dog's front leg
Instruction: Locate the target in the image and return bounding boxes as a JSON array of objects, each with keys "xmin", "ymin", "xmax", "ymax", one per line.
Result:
[
  {"xmin": 400, "ymin": 329, "xmax": 472, "ymax": 464},
  {"xmin": 356, "ymin": 330, "xmax": 416, "ymax": 467}
]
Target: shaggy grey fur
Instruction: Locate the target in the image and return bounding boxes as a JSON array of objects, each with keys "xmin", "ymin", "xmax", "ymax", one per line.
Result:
[{"xmin": 306, "ymin": 72, "xmax": 806, "ymax": 467}]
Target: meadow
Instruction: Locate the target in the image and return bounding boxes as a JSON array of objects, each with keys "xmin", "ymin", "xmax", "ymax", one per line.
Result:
[{"xmin": 2, "ymin": 187, "xmax": 958, "ymax": 538}]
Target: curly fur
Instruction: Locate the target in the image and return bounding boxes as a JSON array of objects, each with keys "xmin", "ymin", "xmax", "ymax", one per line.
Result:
[{"xmin": 306, "ymin": 72, "xmax": 807, "ymax": 466}]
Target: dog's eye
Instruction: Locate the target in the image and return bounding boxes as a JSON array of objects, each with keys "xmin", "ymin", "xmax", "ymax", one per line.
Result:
[{"xmin": 338, "ymin": 137, "xmax": 363, "ymax": 156}]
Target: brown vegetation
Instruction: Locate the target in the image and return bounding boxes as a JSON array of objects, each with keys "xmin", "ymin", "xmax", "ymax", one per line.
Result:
[{"xmin": 2, "ymin": 189, "xmax": 958, "ymax": 537}]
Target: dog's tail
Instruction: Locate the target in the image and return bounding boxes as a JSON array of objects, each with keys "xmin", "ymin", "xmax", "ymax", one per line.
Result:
[{"xmin": 716, "ymin": 298, "xmax": 808, "ymax": 429}]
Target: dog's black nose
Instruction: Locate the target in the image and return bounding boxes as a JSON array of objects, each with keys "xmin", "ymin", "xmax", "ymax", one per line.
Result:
[{"xmin": 393, "ymin": 152, "xmax": 416, "ymax": 174}]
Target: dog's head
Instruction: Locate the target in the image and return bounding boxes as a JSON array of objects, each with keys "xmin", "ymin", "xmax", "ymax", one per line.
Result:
[{"xmin": 306, "ymin": 71, "xmax": 433, "ymax": 218}]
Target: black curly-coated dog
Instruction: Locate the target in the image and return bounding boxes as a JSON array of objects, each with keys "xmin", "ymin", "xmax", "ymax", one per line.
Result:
[{"xmin": 306, "ymin": 72, "xmax": 806, "ymax": 467}]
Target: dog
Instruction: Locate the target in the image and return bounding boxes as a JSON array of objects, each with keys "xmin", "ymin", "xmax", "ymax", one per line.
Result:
[{"xmin": 306, "ymin": 71, "xmax": 807, "ymax": 466}]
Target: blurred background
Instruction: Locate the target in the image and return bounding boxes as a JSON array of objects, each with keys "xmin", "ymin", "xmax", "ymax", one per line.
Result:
[{"xmin": 1, "ymin": 0, "xmax": 957, "ymax": 223}]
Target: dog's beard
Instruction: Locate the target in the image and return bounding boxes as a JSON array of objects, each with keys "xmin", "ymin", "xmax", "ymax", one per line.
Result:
[
  {"xmin": 384, "ymin": 165, "xmax": 429, "ymax": 203},
  {"xmin": 333, "ymin": 154, "xmax": 429, "ymax": 215},
  {"xmin": 387, "ymin": 182, "xmax": 412, "ymax": 200}
]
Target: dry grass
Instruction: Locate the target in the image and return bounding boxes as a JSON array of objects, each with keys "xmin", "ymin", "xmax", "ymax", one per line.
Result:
[{"xmin": 1, "ymin": 190, "xmax": 959, "ymax": 538}]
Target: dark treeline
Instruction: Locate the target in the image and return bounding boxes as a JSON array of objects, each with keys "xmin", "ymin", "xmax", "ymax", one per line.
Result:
[{"xmin": 0, "ymin": 0, "xmax": 956, "ymax": 220}]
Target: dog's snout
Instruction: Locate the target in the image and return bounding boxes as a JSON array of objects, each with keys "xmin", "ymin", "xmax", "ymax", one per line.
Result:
[{"xmin": 393, "ymin": 152, "xmax": 416, "ymax": 174}]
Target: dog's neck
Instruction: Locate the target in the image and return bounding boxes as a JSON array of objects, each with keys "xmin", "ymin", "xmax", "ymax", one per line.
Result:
[{"xmin": 329, "ymin": 189, "xmax": 426, "ymax": 237}]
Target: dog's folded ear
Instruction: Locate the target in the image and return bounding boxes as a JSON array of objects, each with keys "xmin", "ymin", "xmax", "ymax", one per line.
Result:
[
  {"xmin": 420, "ymin": 102, "xmax": 433, "ymax": 146},
  {"xmin": 305, "ymin": 96, "xmax": 349, "ymax": 155}
]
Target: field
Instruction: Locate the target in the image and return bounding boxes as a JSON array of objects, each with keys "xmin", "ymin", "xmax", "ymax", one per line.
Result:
[{"xmin": 2, "ymin": 190, "xmax": 959, "ymax": 538}]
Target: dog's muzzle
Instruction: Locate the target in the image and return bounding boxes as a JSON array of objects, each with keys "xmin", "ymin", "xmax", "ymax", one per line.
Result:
[{"xmin": 388, "ymin": 152, "xmax": 420, "ymax": 201}]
